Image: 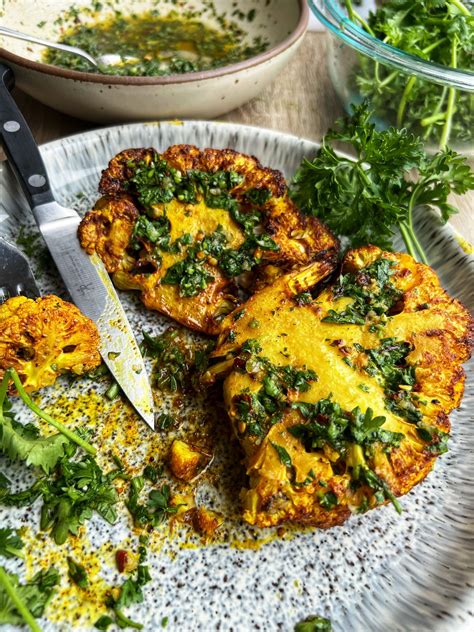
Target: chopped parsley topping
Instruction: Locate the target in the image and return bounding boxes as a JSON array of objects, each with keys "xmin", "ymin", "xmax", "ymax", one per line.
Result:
[
  {"xmin": 270, "ymin": 442, "xmax": 293, "ymax": 470},
  {"xmin": 294, "ymin": 291, "xmax": 313, "ymax": 306},
  {"xmin": 142, "ymin": 328, "xmax": 214, "ymax": 393},
  {"xmin": 362, "ymin": 337, "xmax": 422, "ymax": 424},
  {"xmin": 322, "ymin": 258, "xmax": 401, "ymax": 325},
  {"xmin": 289, "ymin": 397, "xmax": 404, "ymax": 513},
  {"xmin": 244, "ymin": 187, "xmax": 271, "ymax": 205},
  {"xmin": 319, "ymin": 491, "xmax": 338, "ymax": 510},
  {"xmin": 124, "ymin": 155, "xmax": 278, "ymax": 296},
  {"xmin": 289, "ymin": 399, "xmax": 403, "ymax": 454},
  {"xmin": 416, "ymin": 422, "xmax": 449, "ymax": 455},
  {"xmin": 352, "ymin": 465, "xmax": 402, "ymax": 515},
  {"xmin": 294, "ymin": 615, "xmax": 332, "ymax": 632},
  {"xmin": 232, "ymin": 342, "xmax": 317, "ymax": 439}
]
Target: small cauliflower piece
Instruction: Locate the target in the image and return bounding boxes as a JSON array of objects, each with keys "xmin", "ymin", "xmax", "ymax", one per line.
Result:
[
  {"xmin": 168, "ymin": 439, "xmax": 206, "ymax": 482},
  {"xmin": 0, "ymin": 295, "xmax": 101, "ymax": 393},
  {"xmin": 190, "ymin": 507, "xmax": 223, "ymax": 538}
]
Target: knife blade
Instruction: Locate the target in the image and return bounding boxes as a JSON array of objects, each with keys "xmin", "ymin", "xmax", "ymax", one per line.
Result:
[
  {"xmin": 37, "ymin": 206, "xmax": 155, "ymax": 427},
  {"xmin": 0, "ymin": 63, "xmax": 155, "ymax": 428}
]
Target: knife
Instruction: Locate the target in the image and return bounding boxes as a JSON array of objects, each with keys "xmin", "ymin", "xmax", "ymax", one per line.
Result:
[{"xmin": 0, "ymin": 63, "xmax": 155, "ymax": 429}]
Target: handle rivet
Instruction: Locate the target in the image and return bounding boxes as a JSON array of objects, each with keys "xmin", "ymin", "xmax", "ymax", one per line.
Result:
[
  {"xmin": 28, "ymin": 174, "xmax": 46, "ymax": 187},
  {"xmin": 3, "ymin": 121, "xmax": 20, "ymax": 133}
]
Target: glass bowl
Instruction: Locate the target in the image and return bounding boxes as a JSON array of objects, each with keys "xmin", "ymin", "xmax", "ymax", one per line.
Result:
[{"xmin": 309, "ymin": 0, "xmax": 474, "ymax": 156}]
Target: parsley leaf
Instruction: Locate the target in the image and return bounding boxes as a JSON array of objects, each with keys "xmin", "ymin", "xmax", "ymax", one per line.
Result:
[
  {"xmin": 0, "ymin": 566, "xmax": 59, "ymax": 628},
  {"xmin": 39, "ymin": 451, "xmax": 121, "ymax": 544},
  {"xmin": 270, "ymin": 442, "xmax": 293, "ymax": 469},
  {"xmin": 67, "ymin": 557, "xmax": 89, "ymax": 589},
  {"xmin": 126, "ymin": 478, "xmax": 178, "ymax": 528},
  {"xmin": 0, "ymin": 529, "xmax": 24, "ymax": 560}
]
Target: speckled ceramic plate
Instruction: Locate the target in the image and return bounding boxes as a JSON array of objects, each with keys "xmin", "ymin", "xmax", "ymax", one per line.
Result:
[{"xmin": 0, "ymin": 121, "xmax": 473, "ymax": 632}]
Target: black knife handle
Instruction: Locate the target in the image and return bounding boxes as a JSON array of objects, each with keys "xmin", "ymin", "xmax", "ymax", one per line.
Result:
[{"xmin": 0, "ymin": 64, "xmax": 54, "ymax": 209}]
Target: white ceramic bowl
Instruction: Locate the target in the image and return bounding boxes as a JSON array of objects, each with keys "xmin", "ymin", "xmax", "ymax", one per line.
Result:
[{"xmin": 0, "ymin": 0, "xmax": 308, "ymax": 123}]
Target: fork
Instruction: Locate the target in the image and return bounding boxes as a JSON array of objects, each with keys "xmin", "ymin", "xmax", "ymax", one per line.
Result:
[{"xmin": 0, "ymin": 236, "xmax": 40, "ymax": 304}]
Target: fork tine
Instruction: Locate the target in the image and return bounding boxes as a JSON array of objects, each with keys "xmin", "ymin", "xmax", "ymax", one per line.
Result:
[{"xmin": 0, "ymin": 236, "xmax": 41, "ymax": 304}]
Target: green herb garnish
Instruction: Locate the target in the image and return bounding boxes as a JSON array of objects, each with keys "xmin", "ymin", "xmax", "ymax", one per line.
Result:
[
  {"xmin": 0, "ymin": 368, "xmax": 96, "ymax": 459},
  {"xmin": 0, "ymin": 566, "xmax": 59, "ymax": 631},
  {"xmin": 98, "ymin": 538, "xmax": 151, "ymax": 630},
  {"xmin": 233, "ymin": 344, "xmax": 317, "ymax": 439},
  {"xmin": 142, "ymin": 328, "xmax": 213, "ymax": 393},
  {"xmin": 0, "ymin": 529, "xmax": 24, "ymax": 560},
  {"xmin": 290, "ymin": 101, "xmax": 474, "ymax": 263},
  {"xmin": 294, "ymin": 614, "xmax": 332, "ymax": 632},
  {"xmin": 322, "ymin": 257, "xmax": 401, "ymax": 325},
  {"xmin": 67, "ymin": 557, "xmax": 89, "ymax": 589},
  {"xmin": 126, "ymin": 479, "xmax": 178, "ymax": 529},
  {"xmin": 290, "ymin": 399, "xmax": 403, "ymax": 454}
]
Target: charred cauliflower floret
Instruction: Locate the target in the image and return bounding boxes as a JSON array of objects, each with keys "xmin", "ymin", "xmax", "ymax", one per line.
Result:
[
  {"xmin": 168, "ymin": 439, "xmax": 209, "ymax": 482},
  {"xmin": 78, "ymin": 145, "xmax": 338, "ymax": 335},
  {"xmin": 210, "ymin": 246, "xmax": 473, "ymax": 528},
  {"xmin": 0, "ymin": 295, "xmax": 101, "ymax": 393}
]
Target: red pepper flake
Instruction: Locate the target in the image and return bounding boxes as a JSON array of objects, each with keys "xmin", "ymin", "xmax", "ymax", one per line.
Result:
[{"xmin": 116, "ymin": 549, "xmax": 128, "ymax": 573}]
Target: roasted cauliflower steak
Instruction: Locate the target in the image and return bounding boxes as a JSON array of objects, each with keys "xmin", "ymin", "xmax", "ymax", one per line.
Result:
[
  {"xmin": 210, "ymin": 246, "xmax": 473, "ymax": 528},
  {"xmin": 78, "ymin": 145, "xmax": 338, "ymax": 334},
  {"xmin": 0, "ymin": 295, "xmax": 101, "ymax": 393}
]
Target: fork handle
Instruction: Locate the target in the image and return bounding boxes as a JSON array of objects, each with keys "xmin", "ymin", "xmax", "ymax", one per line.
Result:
[{"xmin": 0, "ymin": 63, "xmax": 55, "ymax": 209}]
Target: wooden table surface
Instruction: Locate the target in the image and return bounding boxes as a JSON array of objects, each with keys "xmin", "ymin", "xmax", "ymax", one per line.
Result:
[{"xmin": 9, "ymin": 32, "xmax": 474, "ymax": 244}]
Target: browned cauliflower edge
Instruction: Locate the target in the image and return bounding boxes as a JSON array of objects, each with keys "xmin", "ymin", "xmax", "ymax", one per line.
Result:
[
  {"xmin": 78, "ymin": 145, "xmax": 338, "ymax": 335},
  {"xmin": 208, "ymin": 246, "xmax": 474, "ymax": 529}
]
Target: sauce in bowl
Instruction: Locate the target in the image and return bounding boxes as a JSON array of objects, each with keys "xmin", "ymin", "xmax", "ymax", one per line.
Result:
[{"xmin": 44, "ymin": 11, "xmax": 269, "ymax": 76}]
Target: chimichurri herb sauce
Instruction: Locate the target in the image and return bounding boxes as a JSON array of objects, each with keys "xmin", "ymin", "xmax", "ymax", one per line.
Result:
[{"xmin": 44, "ymin": 11, "xmax": 268, "ymax": 76}]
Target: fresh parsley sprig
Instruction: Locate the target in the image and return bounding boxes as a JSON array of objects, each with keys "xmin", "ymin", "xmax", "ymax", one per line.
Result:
[{"xmin": 290, "ymin": 102, "xmax": 474, "ymax": 263}]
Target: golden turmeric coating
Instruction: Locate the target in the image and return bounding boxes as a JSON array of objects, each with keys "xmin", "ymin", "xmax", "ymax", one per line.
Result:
[
  {"xmin": 0, "ymin": 295, "xmax": 101, "ymax": 393},
  {"xmin": 210, "ymin": 246, "xmax": 473, "ymax": 528},
  {"xmin": 78, "ymin": 145, "xmax": 338, "ymax": 335}
]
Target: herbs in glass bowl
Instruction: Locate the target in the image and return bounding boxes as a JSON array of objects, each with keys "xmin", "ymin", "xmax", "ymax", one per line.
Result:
[
  {"xmin": 309, "ymin": 0, "xmax": 474, "ymax": 154},
  {"xmin": 347, "ymin": 0, "xmax": 474, "ymax": 150}
]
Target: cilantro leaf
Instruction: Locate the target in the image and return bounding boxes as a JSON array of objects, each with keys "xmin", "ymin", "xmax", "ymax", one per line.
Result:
[{"xmin": 0, "ymin": 413, "xmax": 68, "ymax": 474}]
